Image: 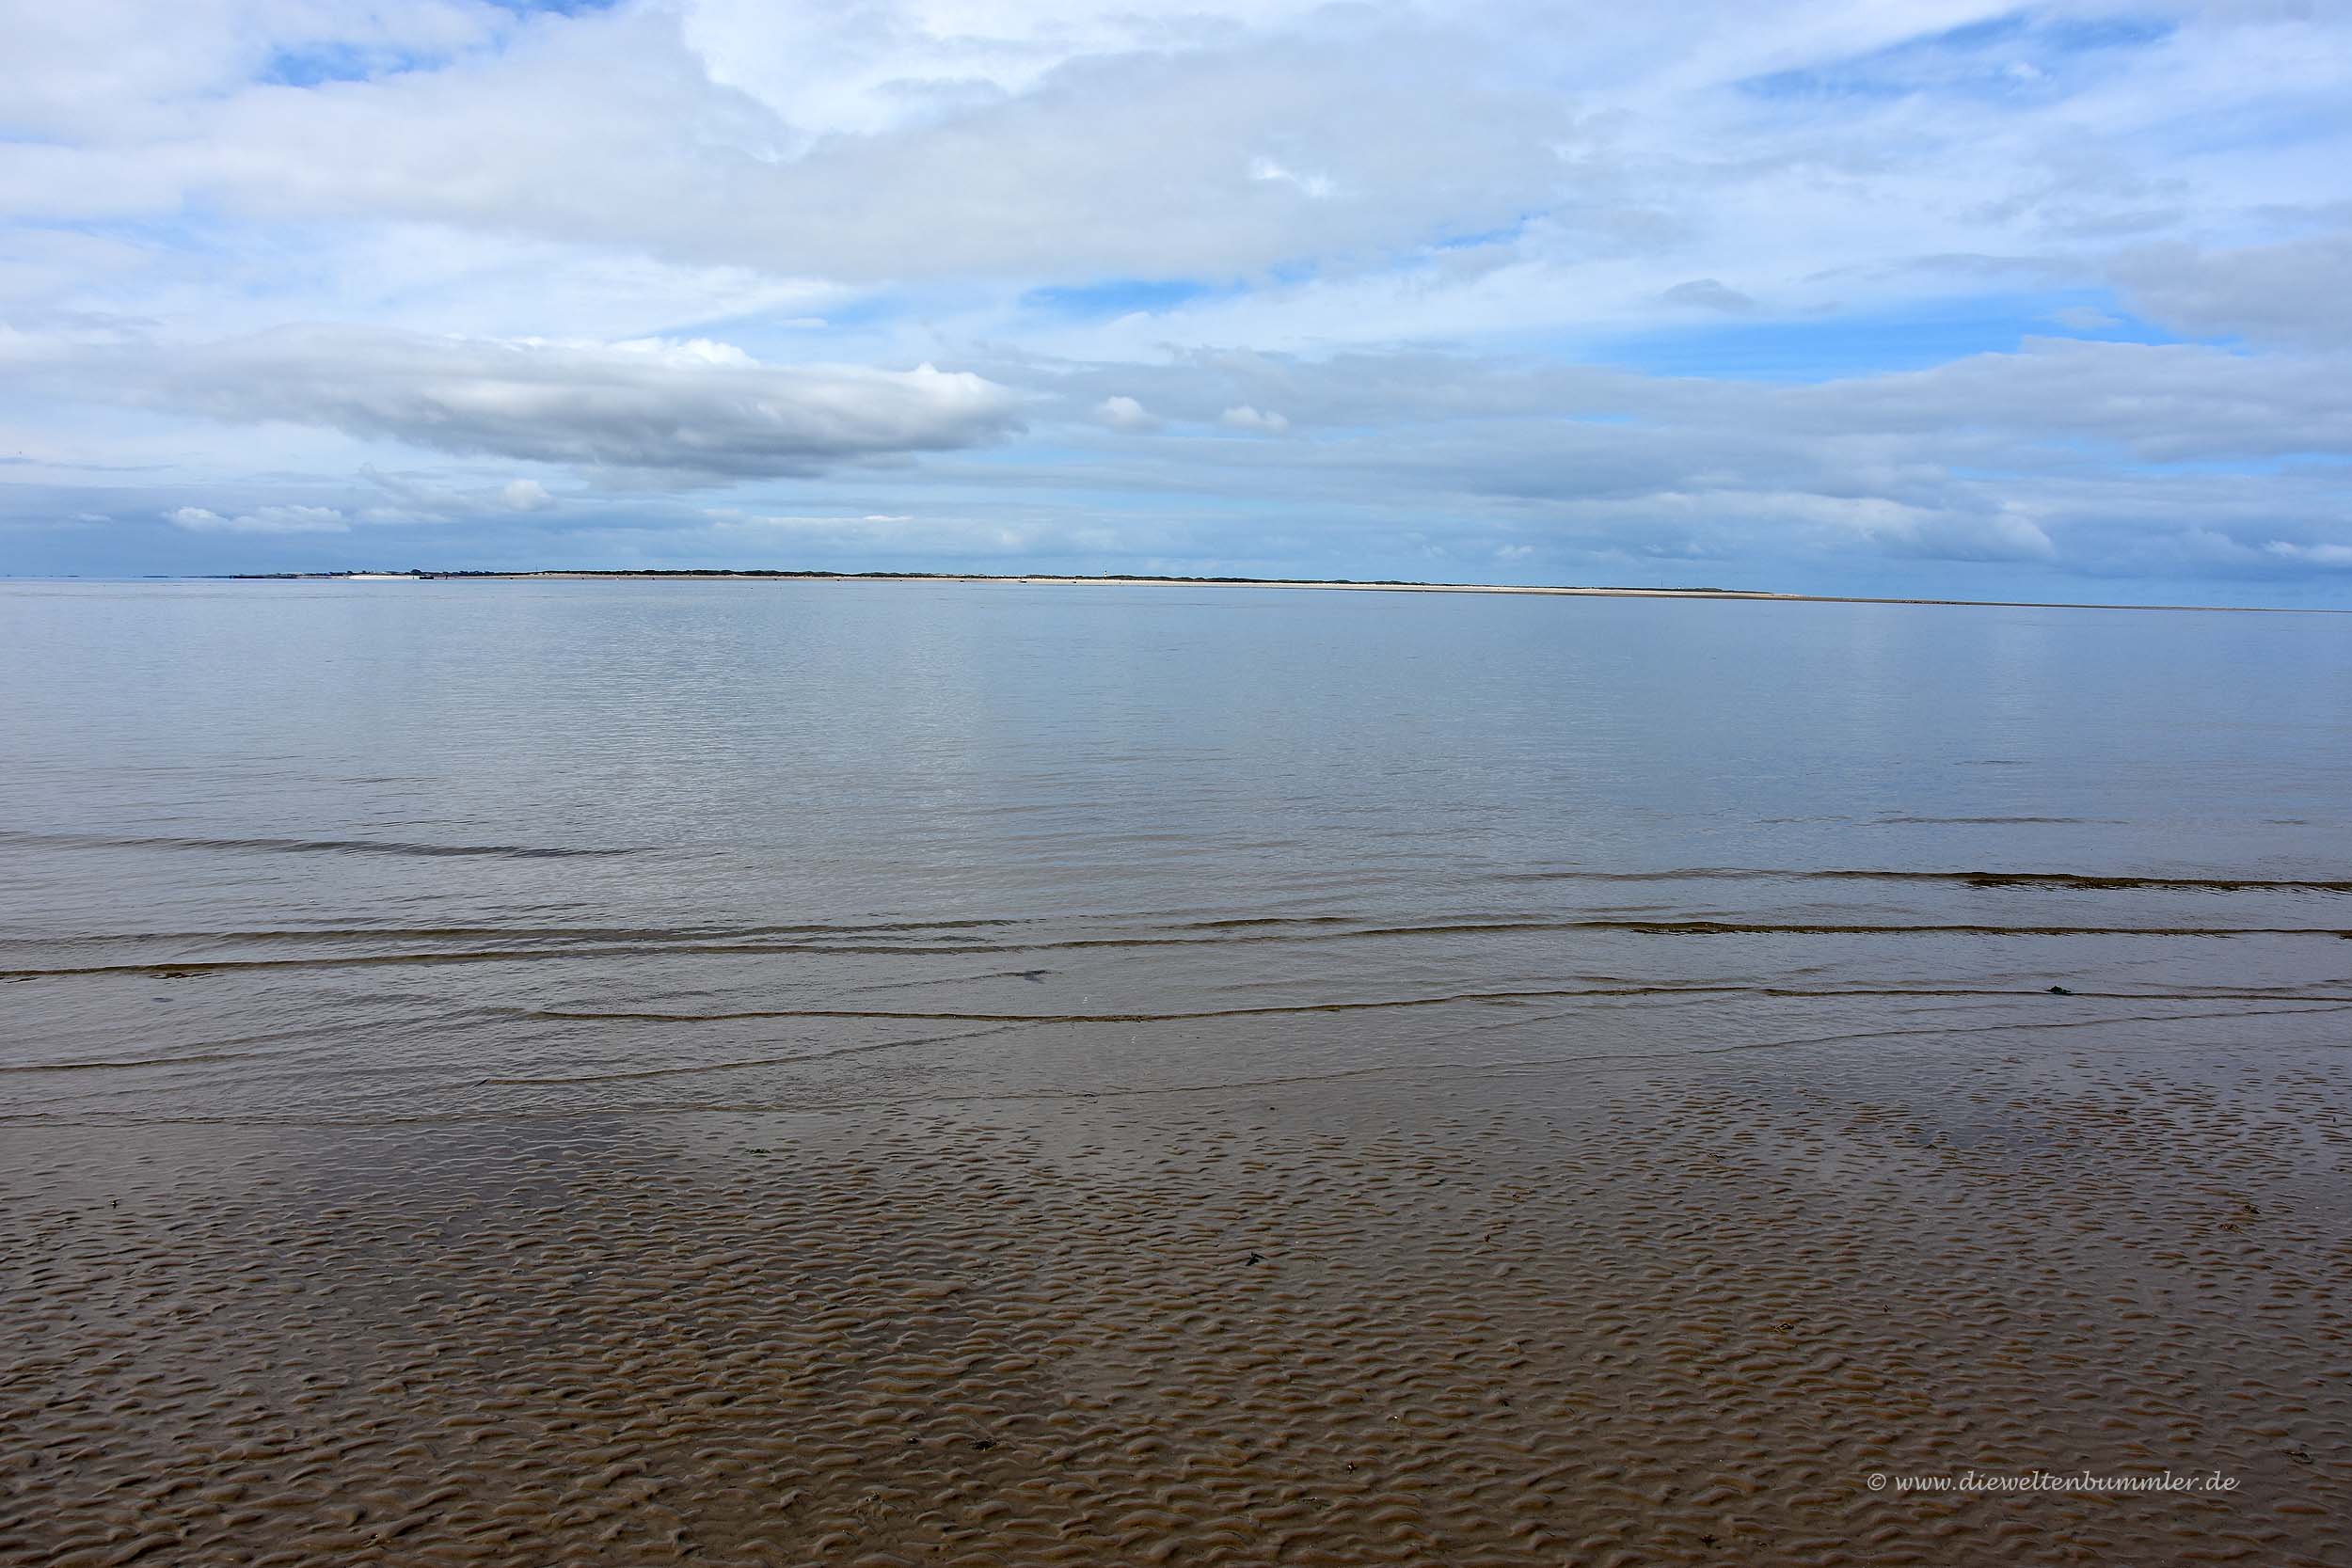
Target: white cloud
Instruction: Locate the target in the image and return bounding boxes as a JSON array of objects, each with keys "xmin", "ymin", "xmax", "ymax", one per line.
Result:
[
  {"xmin": 680, "ymin": 0, "xmax": 1338, "ymax": 141},
  {"xmin": 103, "ymin": 326, "xmax": 1024, "ymax": 476},
  {"xmin": 167, "ymin": 503, "xmax": 347, "ymax": 534},
  {"xmin": 0, "ymin": 0, "xmax": 497, "ymax": 141},
  {"xmin": 1219, "ymin": 404, "xmax": 1290, "ymax": 434},
  {"xmin": 501, "ymin": 478, "xmax": 555, "ymax": 513},
  {"xmin": 2112, "ymin": 235, "xmax": 2352, "ymax": 349},
  {"xmin": 0, "ymin": 4, "xmax": 1571, "ymax": 281},
  {"xmin": 1247, "ymin": 156, "xmax": 1337, "ymax": 201},
  {"xmin": 2265, "ymin": 541, "xmax": 2352, "ymax": 569},
  {"xmin": 1096, "ymin": 395, "xmax": 1159, "ymax": 431}
]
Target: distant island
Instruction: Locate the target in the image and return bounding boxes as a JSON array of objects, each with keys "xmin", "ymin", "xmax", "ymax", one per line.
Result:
[{"xmin": 211, "ymin": 569, "xmax": 2337, "ymax": 614}]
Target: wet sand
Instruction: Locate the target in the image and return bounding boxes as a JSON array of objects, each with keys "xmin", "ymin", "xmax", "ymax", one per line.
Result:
[{"xmin": 6, "ymin": 1028, "xmax": 2347, "ymax": 1567}]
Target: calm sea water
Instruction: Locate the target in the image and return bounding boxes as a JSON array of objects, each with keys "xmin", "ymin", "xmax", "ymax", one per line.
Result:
[{"xmin": 5, "ymin": 578, "xmax": 2348, "ymax": 1125}]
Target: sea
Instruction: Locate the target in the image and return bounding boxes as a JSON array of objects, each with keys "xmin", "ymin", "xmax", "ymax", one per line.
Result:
[{"xmin": 3, "ymin": 577, "xmax": 2348, "ymax": 1124}]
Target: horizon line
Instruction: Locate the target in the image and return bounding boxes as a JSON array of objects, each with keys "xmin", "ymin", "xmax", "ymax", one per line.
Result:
[{"xmin": 9, "ymin": 568, "xmax": 2346, "ymax": 615}]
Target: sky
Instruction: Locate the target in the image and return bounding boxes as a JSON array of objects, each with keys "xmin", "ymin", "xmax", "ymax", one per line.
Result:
[{"xmin": 3, "ymin": 1, "xmax": 2349, "ymax": 602}]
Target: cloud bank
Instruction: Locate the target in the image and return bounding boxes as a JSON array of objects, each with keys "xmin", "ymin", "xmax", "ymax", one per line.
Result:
[{"xmin": 117, "ymin": 328, "xmax": 1020, "ymax": 477}]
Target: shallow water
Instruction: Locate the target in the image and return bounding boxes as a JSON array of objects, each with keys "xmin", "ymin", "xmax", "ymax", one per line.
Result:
[
  {"xmin": 4, "ymin": 579, "xmax": 2349, "ymax": 1565},
  {"xmin": 5, "ymin": 578, "xmax": 2349, "ymax": 1124}
]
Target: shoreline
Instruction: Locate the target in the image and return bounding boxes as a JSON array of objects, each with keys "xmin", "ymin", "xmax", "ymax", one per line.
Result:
[{"xmin": 213, "ymin": 568, "xmax": 2341, "ymax": 614}]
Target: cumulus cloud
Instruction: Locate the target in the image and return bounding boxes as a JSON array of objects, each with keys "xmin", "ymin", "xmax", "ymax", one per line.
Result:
[
  {"xmin": 1096, "ymin": 395, "xmax": 1159, "ymax": 431},
  {"xmin": 124, "ymin": 327, "xmax": 1023, "ymax": 477},
  {"xmin": 707, "ymin": 510, "xmax": 916, "ymax": 534},
  {"xmin": 2112, "ymin": 236, "xmax": 2352, "ymax": 350},
  {"xmin": 1219, "ymin": 404, "xmax": 1290, "ymax": 435},
  {"xmin": 3, "ymin": 1, "xmax": 2345, "ymax": 304},
  {"xmin": 1804, "ymin": 496, "xmax": 2056, "ymax": 563},
  {"xmin": 0, "ymin": 3, "xmax": 1581, "ymax": 282},
  {"xmin": 75, "ymin": 331, "xmax": 2352, "ymax": 579},
  {"xmin": 167, "ymin": 504, "xmax": 347, "ymax": 534},
  {"xmin": 2265, "ymin": 542, "xmax": 2352, "ymax": 569},
  {"xmin": 501, "ymin": 479, "xmax": 555, "ymax": 512},
  {"xmin": 971, "ymin": 337, "xmax": 2352, "ymax": 575}
]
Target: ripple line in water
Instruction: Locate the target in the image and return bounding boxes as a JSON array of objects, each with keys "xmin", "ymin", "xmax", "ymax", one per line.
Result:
[
  {"xmin": 515, "ymin": 984, "xmax": 2352, "ymax": 1028},
  {"xmin": 0, "ymin": 1050, "xmax": 272, "ymax": 1074},
  {"xmin": 0, "ymin": 830, "xmax": 643, "ymax": 860},
  {"xmin": 479, "ymin": 1022, "xmax": 1032, "ymax": 1086},
  {"xmin": 0, "ymin": 915, "xmax": 1064, "ymax": 950},
  {"xmin": 1494, "ymin": 866, "xmax": 2352, "ymax": 893},
  {"xmin": 7, "ymin": 921, "xmax": 2349, "ymax": 979}
]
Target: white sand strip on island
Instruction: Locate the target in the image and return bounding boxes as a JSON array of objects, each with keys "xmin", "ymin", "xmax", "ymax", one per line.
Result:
[{"xmin": 273, "ymin": 570, "xmax": 2344, "ymax": 614}]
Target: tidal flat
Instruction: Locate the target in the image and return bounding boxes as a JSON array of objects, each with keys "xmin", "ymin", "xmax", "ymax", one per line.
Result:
[{"xmin": 4, "ymin": 578, "xmax": 2347, "ymax": 1565}]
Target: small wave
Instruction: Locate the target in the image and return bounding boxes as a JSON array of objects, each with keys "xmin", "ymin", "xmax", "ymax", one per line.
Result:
[
  {"xmin": 6, "ymin": 917, "xmax": 2345, "ymax": 981},
  {"xmin": 3, "ymin": 915, "xmax": 1041, "ymax": 949},
  {"xmin": 0, "ymin": 1051, "xmax": 265, "ymax": 1073},
  {"xmin": 516, "ymin": 986, "xmax": 2352, "ymax": 1029},
  {"xmin": 1869, "ymin": 816, "xmax": 2120, "ymax": 826},
  {"xmin": 1495, "ymin": 867, "xmax": 2352, "ymax": 893},
  {"xmin": 0, "ymin": 830, "xmax": 639, "ymax": 860}
]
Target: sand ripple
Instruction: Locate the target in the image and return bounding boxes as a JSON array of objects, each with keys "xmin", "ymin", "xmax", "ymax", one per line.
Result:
[{"xmin": 5, "ymin": 1040, "xmax": 2345, "ymax": 1566}]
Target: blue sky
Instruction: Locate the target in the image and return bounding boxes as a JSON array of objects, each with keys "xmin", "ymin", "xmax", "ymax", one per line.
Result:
[{"xmin": 2, "ymin": 1, "xmax": 2349, "ymax": 603}]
